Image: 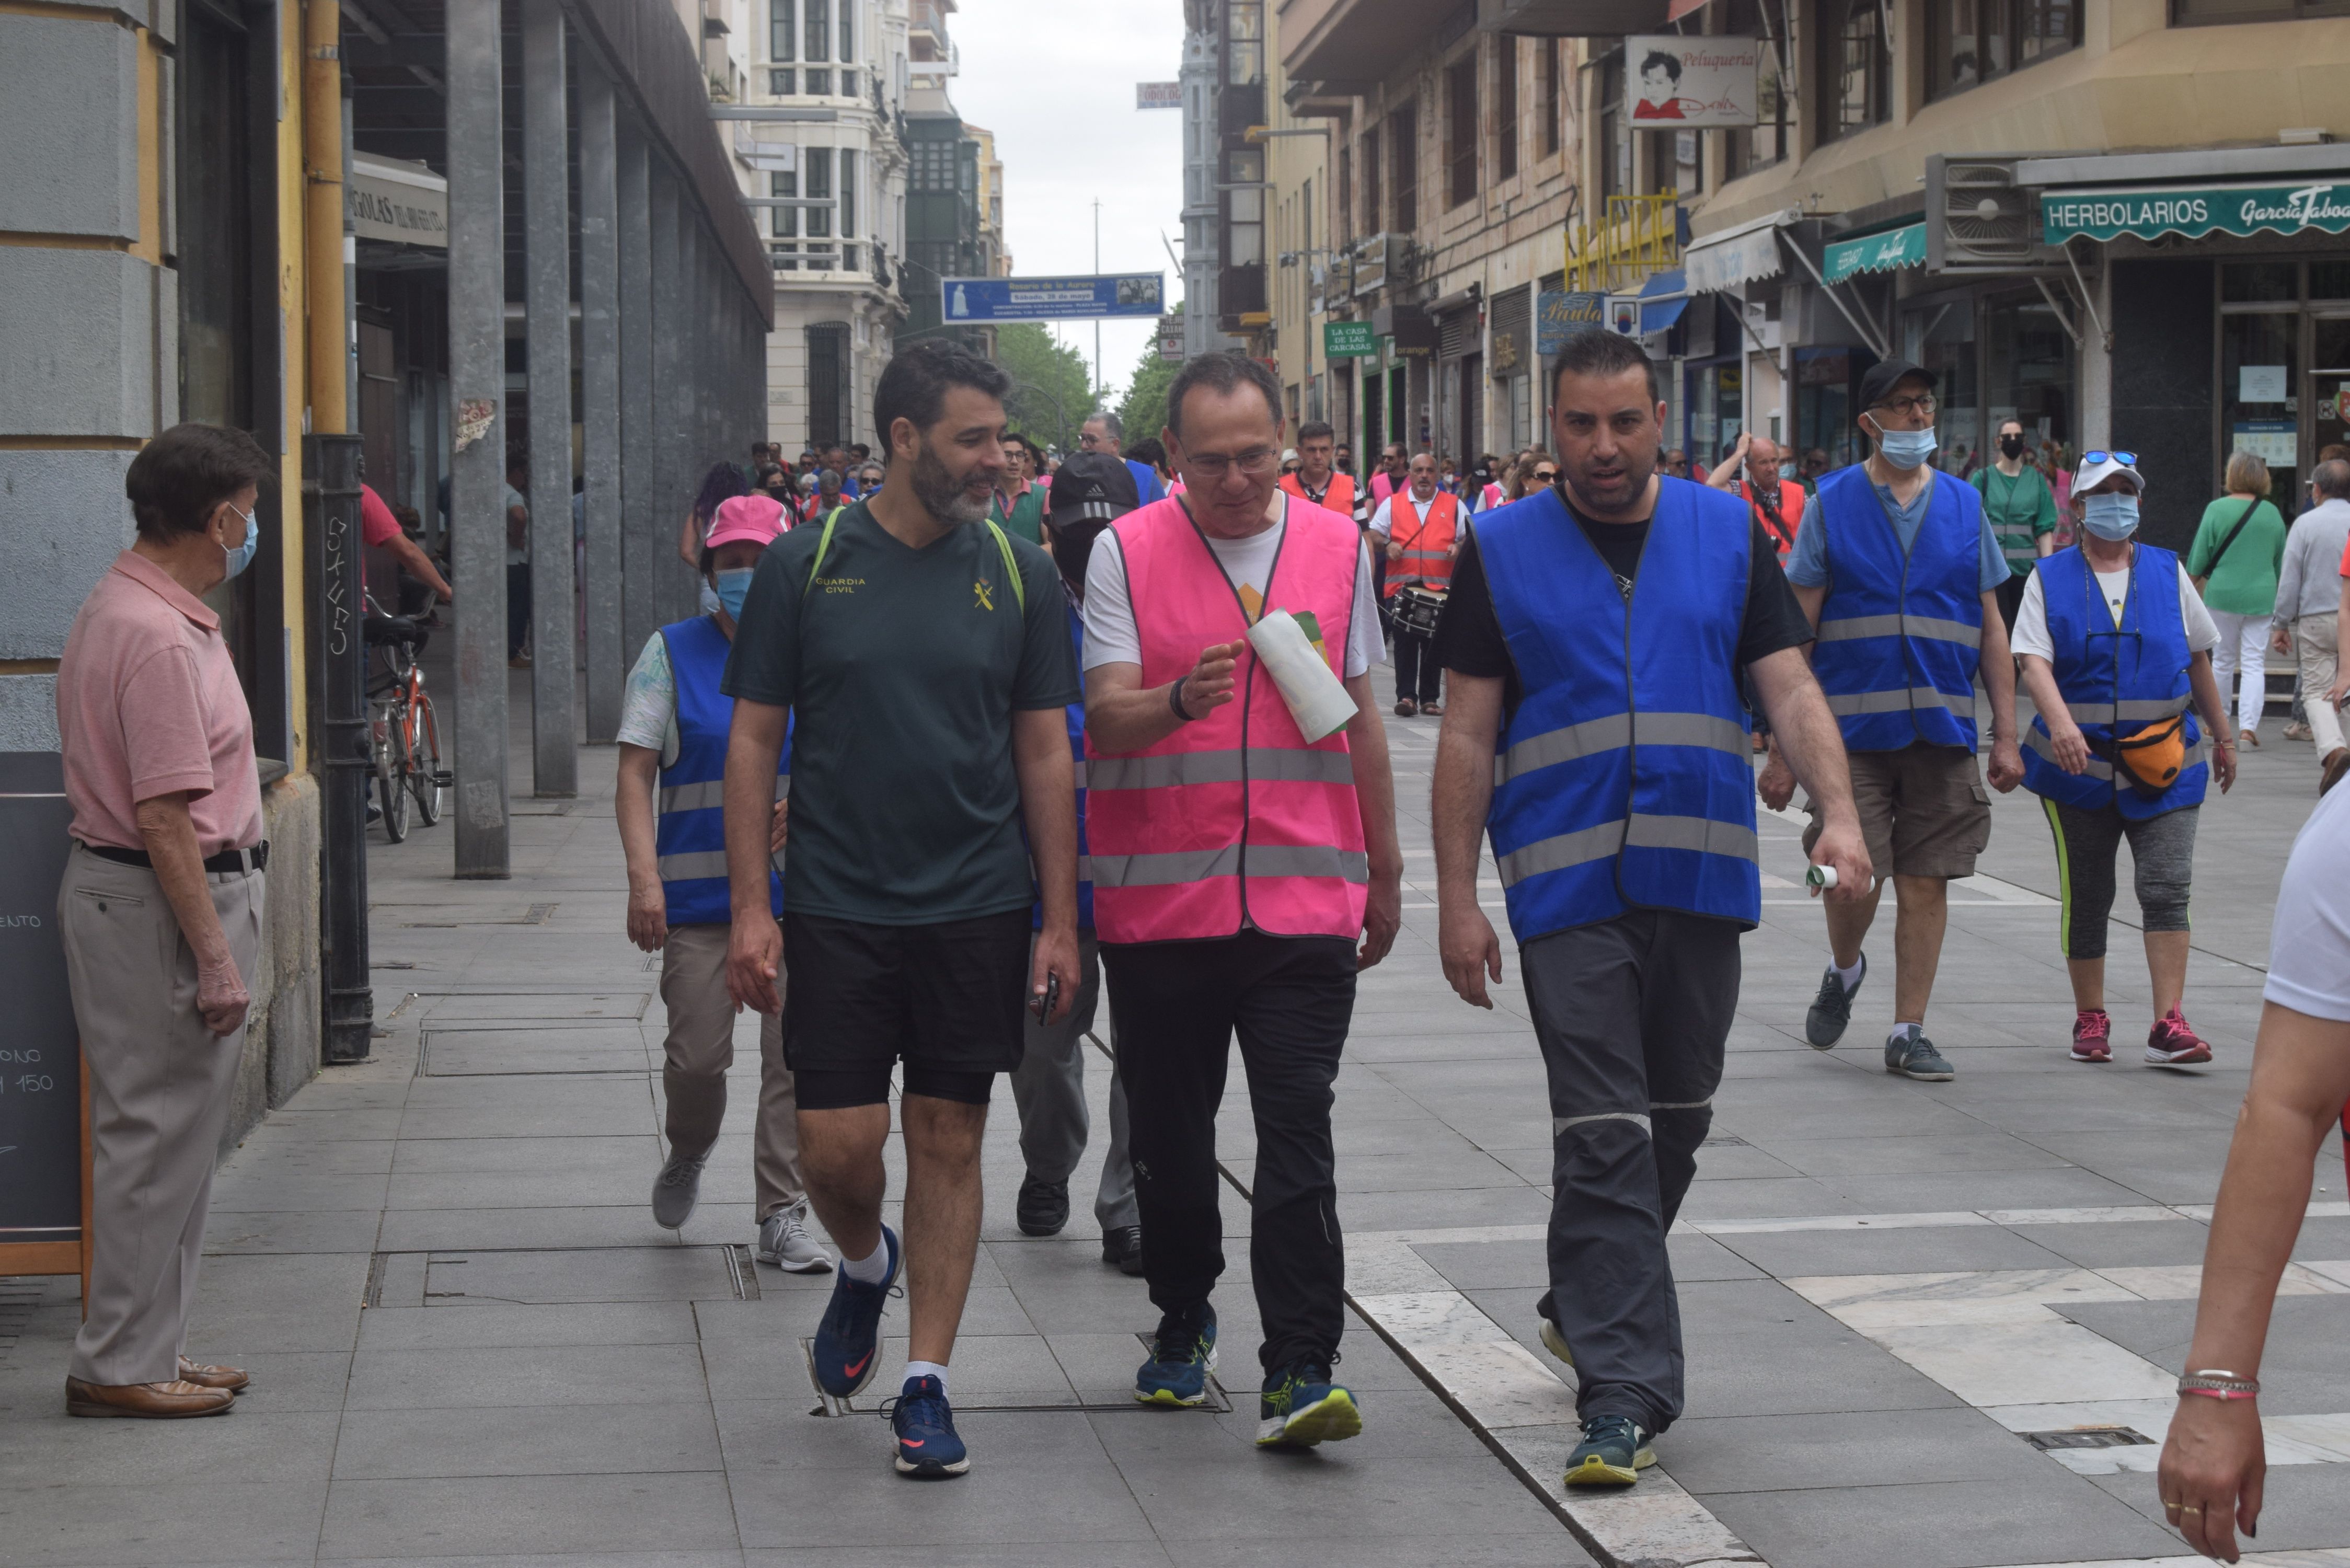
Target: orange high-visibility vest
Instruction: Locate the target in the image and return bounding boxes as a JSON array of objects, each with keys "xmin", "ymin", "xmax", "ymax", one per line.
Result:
[
  {"xmin": 1282, "ymin": 471, "xmax": 1357, "ymax": 521},
  {"xmin": 1381, "ymin": 490, "xmax": 1459, "ymax": 598}
]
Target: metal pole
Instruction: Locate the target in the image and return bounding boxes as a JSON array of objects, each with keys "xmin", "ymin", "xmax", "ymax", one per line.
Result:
[
  {"xmin": 446, "ymin": 0, "xmax": 510, "ymax": 878},
  {"xmin": 522, "ymin": 0, "xmax": 575, "ymax": 795},
  {"xmin": 307, "ymin": 433, "xmax": 374, "ymax": 1062},
  {"xmin": 649, "ymin": 170, "xmax": 686, "ymax": 627},
  {"xmin": 618, "ymin": 122, "xmax": 657, "ymax": 668},
  {"xmin": 579, "ymin": 60, "xmax": 623, "ymax": 744}
]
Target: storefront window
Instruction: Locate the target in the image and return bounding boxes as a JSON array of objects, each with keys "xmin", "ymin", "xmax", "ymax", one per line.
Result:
[
  {"xmin": 1691, "ymin": 363, "xmax": 1744, "ymax": 466},
  {"xmin": 2312, "ymin": 262, "xmax": 2350, "ymax": 301},
  {"xmin": 1796, "ymin": 348, "xmax": 1866, "ymax": 469},
  {"xmin": 1917, "ymin": 302, "xmax": 1981, "ymax": 475},
  {"xmin": 2222, "ymin": 262, "xmax": 2297, "ymax": 303},
  {"xmin": 2220, "ymin": 310, "xmax": 2299, "ymax": 502},
  {"xmin": 1985, "ymin": 291, "xmax": 2074, "ymax": 484},
  {"xmin": 2310, "ymin": 318, "xmax": 2350, "ymax": 470}
]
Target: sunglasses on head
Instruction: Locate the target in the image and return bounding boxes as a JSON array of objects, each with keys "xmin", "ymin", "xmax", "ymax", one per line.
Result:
[{"xmin": 2081, "ymin": 451, "xmax": 2138, "ymax": 467}]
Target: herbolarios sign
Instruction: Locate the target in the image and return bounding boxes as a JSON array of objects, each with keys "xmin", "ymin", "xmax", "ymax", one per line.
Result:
[{"xmin": 2041, "ymin": 181, "xmax": 2350, "ymax": 244}]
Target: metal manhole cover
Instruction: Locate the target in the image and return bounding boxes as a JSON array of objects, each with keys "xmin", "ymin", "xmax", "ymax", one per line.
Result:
[{"xmin": 2024, "ymin": 1427, "xmax": 2153, "ymax": 1450}]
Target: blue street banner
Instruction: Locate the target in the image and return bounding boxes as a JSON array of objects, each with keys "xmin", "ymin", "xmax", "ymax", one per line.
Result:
[{"xmin": 941, "ymin": 273, "xmax": 1166, "ymax": 323}]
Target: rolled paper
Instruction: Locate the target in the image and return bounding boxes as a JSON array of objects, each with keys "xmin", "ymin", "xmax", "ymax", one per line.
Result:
[
  {"xmin": 1247, "ymin": 609, "xmax": 1357, "ymax": 743},
  {"xmin": 1806, "ymin": 864, "xmax": 1837, "ymax": 890}
]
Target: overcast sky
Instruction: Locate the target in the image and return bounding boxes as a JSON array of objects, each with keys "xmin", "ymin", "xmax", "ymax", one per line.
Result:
[{"xmin": 949, "ymin": 0, "xmax": 1187, "ymax": 408}]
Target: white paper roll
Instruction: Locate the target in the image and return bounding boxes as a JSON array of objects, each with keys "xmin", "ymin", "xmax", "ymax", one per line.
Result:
[{"xmin": 1247, "ymin": 610, "xmax": 1358, "ymax": 743}]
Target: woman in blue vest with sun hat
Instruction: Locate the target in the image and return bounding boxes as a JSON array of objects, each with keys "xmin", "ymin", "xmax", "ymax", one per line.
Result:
[
  {"xmin": 2013, "ymin": 451, "xmax": 2237, "ymax": 1068},
  {"xmin": 615, "ymin": 493, "xmax": 831, "ymax": 1272}
]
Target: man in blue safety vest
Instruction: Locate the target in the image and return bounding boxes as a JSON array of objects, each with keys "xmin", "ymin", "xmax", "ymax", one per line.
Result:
[
  {"xmin": 1759, "ymin": 359, "xmax": 2025, "ymax": 1081},
  {"xmin": 1431, "ymin": 329, "xmax": 1870, "ymax": 1491}
]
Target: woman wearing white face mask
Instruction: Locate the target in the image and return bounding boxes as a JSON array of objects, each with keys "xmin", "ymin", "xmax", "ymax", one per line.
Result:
[
  {"xmin": 613, "ymin": 494, "xmax": 832, "ymax": 1271},
  {"xmin": 2013, "ymin": 452, "xmax": 2237, "ymax": 1069}
]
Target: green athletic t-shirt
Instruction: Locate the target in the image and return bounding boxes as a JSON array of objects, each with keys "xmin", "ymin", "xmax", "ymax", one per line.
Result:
[
  {"xmin": 2186, "ymin": 495, "xmax": 2289, "ymax": 617},
  {"xmin": 1971, "ymin": 464, "xmax": 2058, "ymax": 573},
  {"xmin": 721, "ymin": 500, "xmax": 1080, "ymax": 925}
]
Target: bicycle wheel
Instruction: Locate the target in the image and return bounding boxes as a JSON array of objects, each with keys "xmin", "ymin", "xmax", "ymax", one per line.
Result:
[
  {"xmin": 409, "ymin": 689, "xmax": 443, "ymax": 825},
  {"xmin": 381, "ymin": 706, "xmax": 411, "ymax": 843}
]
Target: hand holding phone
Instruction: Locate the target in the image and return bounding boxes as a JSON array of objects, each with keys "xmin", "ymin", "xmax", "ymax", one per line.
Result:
[{"xmin": 1032, "ymin": 972, "xmax": 1061, "ymax": 1023}]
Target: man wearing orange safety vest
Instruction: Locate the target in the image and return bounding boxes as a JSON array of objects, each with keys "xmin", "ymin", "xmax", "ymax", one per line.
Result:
[
  {"xmin": 1369, "ymin": 451, "xmax": 1460, "ymax": 717},
  {"xmin": 1081, "ymin": 351, "xmax": 1403, "ymax": 1452},
  {"xmin": 1706, "ymin": 431, "xmax": 1804, "ymax": 567},
  {"xmin": 1280, "ymin": 420, "xmax": 1369, "ymax": 534}
]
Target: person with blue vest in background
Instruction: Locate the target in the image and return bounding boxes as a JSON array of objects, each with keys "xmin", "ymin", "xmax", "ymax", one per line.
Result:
[
  {"xmin": 2013, "ymin": 452, "xmax": 2236, "ymax": 1066},
  {"xmin": 614, "ymin": 493, "xmax": 832, "ymax": 1273},
  {"xmin": 1006, "ymin": 451, "xmax": 1144, "ymax": 1274},
  {"xmin": 1431, "ymin": 330, "xmax": 1869, "ymax": 1491},
  {"xmin": 1759, "ymin": 358, "xmax": 2025, "ymax": 1082}
]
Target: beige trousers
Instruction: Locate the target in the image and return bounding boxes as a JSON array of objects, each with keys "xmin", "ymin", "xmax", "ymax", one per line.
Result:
[
  {"xmin": 2293, "ymin": 613, "xmax": 2344, "ymax": 759},
  {"xmin": 56, "ymin": 845, "xmax": 263, "ymax": 1387},
  {"xmin": 658, "ymin": 921, "xmax": 804, "ymax": 1217}
]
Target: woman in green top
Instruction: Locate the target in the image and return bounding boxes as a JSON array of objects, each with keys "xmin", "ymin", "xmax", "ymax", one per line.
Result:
[
  {"xmin": 1972, "ymin": 418, "xmax": 2059, "ymax": 631},
  {"xmin": 2188, "ymin": 449, "xmax": 2290, "ymax": 748}
]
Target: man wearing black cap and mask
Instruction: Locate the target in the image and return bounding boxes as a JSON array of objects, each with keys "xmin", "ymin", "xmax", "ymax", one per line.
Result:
[
  {"xmin": 1007, "ymin": 451, "xmax": 1146, "ymax": 1273},
  {"xmin": 1760, "ymin": 359, "xmax": 2024, "ymax": 1082}
]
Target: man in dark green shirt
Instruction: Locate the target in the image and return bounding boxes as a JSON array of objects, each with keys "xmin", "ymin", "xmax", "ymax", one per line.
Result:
[{"xmin": 720, "ymin": 338, "xmax": 1081, "ymax": 1482}]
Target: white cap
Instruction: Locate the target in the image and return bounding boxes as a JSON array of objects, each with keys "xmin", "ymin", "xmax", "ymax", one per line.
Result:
[{"xmin": 2074, "ymin": 451, "xmax": 2146, "ymax": 495}]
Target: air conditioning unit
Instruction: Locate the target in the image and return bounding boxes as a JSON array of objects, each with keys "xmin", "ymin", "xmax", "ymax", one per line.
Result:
[{"xmin": 1926, "ymin": 155, "xmax": 2053, "ymax": 273}]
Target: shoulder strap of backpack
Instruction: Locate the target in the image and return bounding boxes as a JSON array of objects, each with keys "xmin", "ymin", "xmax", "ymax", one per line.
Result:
[
  {"xmin": 984, "ymin": 519, "xmax": 1026, "ymax": 614},
  {"xmin": 801, "ymin": 507, "xmax": 846, "ymax": 602}
]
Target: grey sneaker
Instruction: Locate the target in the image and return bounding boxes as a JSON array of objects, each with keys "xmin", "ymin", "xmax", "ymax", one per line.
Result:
[
  {"xmin": 1884, "ymin": 1027, "xmax": 1955, "ymax": 1081},
  {"xmin": 651, "ymin": 1149, "xmax": 707, "ymax": 1230},
  {"xmin": 755, "ymin": 1202, "xmax": 834, "ymax": 1273},
  {"xmin": 1805, "ymin": 955, "xmax": 1864, "ymax": 1048}
]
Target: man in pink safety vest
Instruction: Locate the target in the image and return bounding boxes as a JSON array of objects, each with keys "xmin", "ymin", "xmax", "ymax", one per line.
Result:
[{"xmin": 1081, "ymin": 351, "xmax": 1403, "ymax": 1450}]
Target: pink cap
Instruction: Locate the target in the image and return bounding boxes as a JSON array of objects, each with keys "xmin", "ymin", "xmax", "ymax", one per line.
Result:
[{"xmin": 705, "ymin": 493, "xmax": 787, "ymax": 551}]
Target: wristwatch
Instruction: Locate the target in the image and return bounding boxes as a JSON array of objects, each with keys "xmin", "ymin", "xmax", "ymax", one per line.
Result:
[{"xmin": 1168, "ymin": 681, "xmax": 1196, "ymax": 723}]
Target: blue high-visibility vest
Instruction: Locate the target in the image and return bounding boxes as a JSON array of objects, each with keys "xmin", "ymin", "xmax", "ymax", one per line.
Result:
[
  {"xmin": 1807, "ymin": 466, "xmax": 1985, "ymax": 752},
  {"xmin": 2022, "ymin": 544, "xmax": 2208, "ymax": 819},
  {"xmin": 1480, "ymin": 481, "xmax": 1761, "ymax": 942},
  {"xmin": 655, "ymin": 615, "xmax": 788, "ymax": 926},
  {"xmin": 1034, "ymin": 597, "xmax": 1096, "ymax": 931}
]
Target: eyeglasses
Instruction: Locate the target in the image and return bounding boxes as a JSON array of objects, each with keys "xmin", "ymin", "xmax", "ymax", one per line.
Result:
[
  {"xmin": 1530, "ymin": 468, "xmax": 1557, "ymax": 482},
  {"xmin": 2081, "ymin": 451, "xmax": 2139, "ymax": 467},
  {"xmin": 1870, "ymin": 395, "xmax": 1938, "ymax": 418},
  {"xmin": 1184, "ymin": 447, "xmax": 1283, "ymax": 480}
]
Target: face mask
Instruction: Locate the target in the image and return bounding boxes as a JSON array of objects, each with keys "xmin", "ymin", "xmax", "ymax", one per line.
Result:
[
  {"xmin": 1871, "ymin": 422, "xmax": 1938, "ymax": 470},
  {"xmin": 1999, "ymin": 434, "xmax": 2026, "ymax": 459},
  {"xmin": 2080, "ymin": 491, "xmax": 2140, "ymax": 540},
  {"xmin": 1779, "ymin": 462, "xmax": 1798, "ymax": 480},
  {"xmin": 714, "ymin": 568, "xmax": 756, "ymax": 621},
  {"xmin": 219, "ymin": 503, "xmax": 259, "ymax": 579}
]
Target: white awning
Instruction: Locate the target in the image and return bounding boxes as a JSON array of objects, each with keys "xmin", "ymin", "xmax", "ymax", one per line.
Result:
[{"xmin": 1683, "ymin": 207, "xmax": 1800, "ymax": 294}]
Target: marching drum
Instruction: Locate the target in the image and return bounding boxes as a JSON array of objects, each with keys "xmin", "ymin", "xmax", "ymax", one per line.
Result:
[{"xmin": 1392, "ymin": 584, "xmax": 1449, "ymax": 638}]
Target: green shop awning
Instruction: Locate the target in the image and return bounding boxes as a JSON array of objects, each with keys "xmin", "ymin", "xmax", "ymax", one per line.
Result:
[
  {"xmin": 2041, "ymin": 180, "xmax": 2350, "ymax": 244},
  {"xmin": 1821, "ymin": 222, "xmax": 1926, "ymax": 286}
]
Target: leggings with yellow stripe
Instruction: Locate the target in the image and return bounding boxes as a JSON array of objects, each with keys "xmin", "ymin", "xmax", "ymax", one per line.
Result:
[{"xmin": 2040, "ymin": 798, "xmax": 2199, "ymax": 961}]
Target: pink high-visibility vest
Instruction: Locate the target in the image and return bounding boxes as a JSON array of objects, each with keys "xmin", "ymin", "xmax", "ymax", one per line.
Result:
[{"xmin": 1086, "ymin": 495, "xmax": 1368, "ymax": 944}]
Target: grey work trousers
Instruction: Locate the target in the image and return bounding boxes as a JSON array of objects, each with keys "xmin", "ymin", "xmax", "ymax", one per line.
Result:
[
  {"xmin": 658, "ymin": 921, "xmax": 804, "ymax": 1218},
  {"xmin": 1523, "ymin": 909, "xmax": 1741, "ymax": 1437},
  {"xmin": 57, "ymin": 845, "xmax": 264, "ymax": 1387},
  {"xmin": 1008, "ymin": 931, "xmax": 1138, "ymax": 1231}
]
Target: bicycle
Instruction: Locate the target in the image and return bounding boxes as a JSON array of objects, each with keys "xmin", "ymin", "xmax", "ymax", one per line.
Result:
[{"xmin": 363, "ymin": 591, "xmax": 450, "ymax": 843}]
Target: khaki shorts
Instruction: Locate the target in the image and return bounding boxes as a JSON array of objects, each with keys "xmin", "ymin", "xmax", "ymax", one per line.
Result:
[{"xmin": 1802, "ymin": 744, "xmax": 1991, "ymax": 880}]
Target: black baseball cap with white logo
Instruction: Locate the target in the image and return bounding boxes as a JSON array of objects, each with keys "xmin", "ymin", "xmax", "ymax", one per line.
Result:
[{"xmin": 1045, "ymin": 451, "xmax": 1141, "ymax": 526}]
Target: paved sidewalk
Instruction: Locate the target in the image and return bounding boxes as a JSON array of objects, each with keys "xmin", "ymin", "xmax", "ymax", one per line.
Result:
[{"xmin": 3, "ymin": 666, "xmax": 2346, "ymax": 1568}]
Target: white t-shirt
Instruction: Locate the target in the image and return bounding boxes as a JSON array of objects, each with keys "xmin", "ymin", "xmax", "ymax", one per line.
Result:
[
  {"xmin": 1081, "ymin": 502, "xmax": 1386, "ymax": 679},
  {"xmin": 1367, "ymin": 490, "xmax": 1439, "ymax": 539},
  {"xmin": 2265, "ymin": 779, "xmax": 2350, "ymax": 1022},
  {"xmin": 2009, "ymin": 556, "xmax": 2220, "ymax": 664},
  {"xmin": 503, "ymin": 485, "xmax": 531, "ymax": 566},
  {"xmin": 615, "ymin": 630, "xmax": 684, "ymax": 767}
]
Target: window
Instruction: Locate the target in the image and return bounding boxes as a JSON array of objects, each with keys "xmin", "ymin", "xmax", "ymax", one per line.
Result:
[
  {"xmin": 1226, "ymin": 147, "xmax": 1263, "ymax": 267},
  {"xmin": 1338, "ymin": 143, "xmax": 1352, "ymax": 241},
  {"xmin": 805, "ymin": 145, "xmax": 834, "ymax": 266},
  {"xmin": 1389, "ymin": 100, "xmax": 1416, "ymax": 232},
  {"xmin": 839, "ymin": 68, "xmax": 857, "ymax": 97},
  {"xmin": 1928, "ymin": 0, "xmax": 2078, "ymax": 98},
  {"xmin": 1597, "ymin": 53, "xmax": 1625, "ymax": 199},
  {"xmin": 1722, "ymin": 0, "xmax": 1792, "ymax": 174},
  {"xmin": 912, "ymin": 137, "xmax": 956, "ymax": 192},
  {"xmin": 838, "ymin": 0, "xmax": 854, "ymax": 61},
  {"xmin": 804, "ymin": 0, "xmax": 829, "ymax": 65},
  {"xmin": 771, "ymin": 0, "xmax": 793, "ymax": 62},
  {"xmin": 840, "ymin": 147, "xmax": 859, "ymax": 270},
  {"xmin": 1497, "ymin": 34, "xmax": 1519, "ymax": 181},
  {"xmin": 769, "ymin": 68, "xmax": 794, "ymax": 93},
  {"xmin": 807, "ymin": 324, "xmax": 847, "ymax": 446},
  {"xmin": 804, "ymin": 68, "xmax": 830, "ymax": 95},
  {"xmin": 1362, "ymin": 130, "xmax": 1381, "ymax": 235},
  {"xmin": 1540, "ymin": 39, "xmax": 1561, "ymax": 158},
  {"xmin": 1819, "ymin": 0, "xmax": 1891, "ymax": 142},
  {"xmin": 770, "ymin": 169, "xmax": 798, "ymax": 269},
  {"xmin": 1227, "ymin": 0, "xmax": 1263, "ymax": 85},
  {"xmin": 1445, "ymin": 56, "xmax": 1477, "ymax": 209}
]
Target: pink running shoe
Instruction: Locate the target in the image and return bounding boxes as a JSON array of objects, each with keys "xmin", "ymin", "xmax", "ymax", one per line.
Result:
[
  {"xmin": 2146, "ymin": 1009, "xmax": 2213, "ymax": 1067},
  {"xmin": 2070, "ymin": 1010, "xmax": 2113, "ymax": 1063}
]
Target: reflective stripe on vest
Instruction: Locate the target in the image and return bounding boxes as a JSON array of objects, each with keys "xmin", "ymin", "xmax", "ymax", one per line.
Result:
[
  {"xmin": 1381, "ymin": 491, "xmax": 1459, "ymax": 596},
  {"xmin": 1085, "ymin": 494, "xmax": 1367, "ymax": 943},
  {"xmin": 654, "ymin": 615, "xmax": 788, "ymax": 925},
  {"xmin": 1478, "ymin": 481, "xmax": 1761, "ymax": 942},
  {"xmin": 2022, "ymin": 544, "xmax": 2209, "ymax": 820},
  {"xmin": 1806, "ymin": 466, "xmax": 1985, "ymax": 752}
]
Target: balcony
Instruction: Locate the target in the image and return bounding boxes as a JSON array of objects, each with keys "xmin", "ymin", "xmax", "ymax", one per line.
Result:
[
  {"xmin": 1218, "ymin": 261, "xmax": 1266, "ymax": 327},
  {"xmin": 1282, "ymin": 0, "xmax": 1672, "ymax": 88},
  {"xmin": 1565, "ymin": 193, "xmax": 1680, "ymax": 295},
  {"xmin": 911, "ymin": 0, "xmax": 952, "ymax": 57}
]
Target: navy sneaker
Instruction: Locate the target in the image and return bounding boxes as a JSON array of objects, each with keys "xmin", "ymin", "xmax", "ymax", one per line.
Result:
[
  {"xmin": 1562, "ymin": 1414, "xmax": 1656, "ymax": 1488},
  {"xmin": 1135, "ymin": 1305, "xmax": 1218, "ymax": 1407},
  {"xmin": 1805, "ymin": 955, "xmax": 1864, "ymax": 1048},
  {"xmin": 810, "ymin": 1224, "xmax": 898, "ymax": 1398},
  {"xmin": 1256, "ymin": 1359, "xmax": 1363, "ymax": 1448},
  {"xmin": 1884, "ymin": 1027, "xmax": 1956, "ymax": 1082},
  {"xmin": 885, "ymin": 1374, "xmax": 969, "ymax": 1479}
]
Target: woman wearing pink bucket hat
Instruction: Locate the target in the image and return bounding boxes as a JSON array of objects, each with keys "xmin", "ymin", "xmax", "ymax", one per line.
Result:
[{"xmin": 613, "ymin": 492, "xmax": 832, "ymax": 1271}]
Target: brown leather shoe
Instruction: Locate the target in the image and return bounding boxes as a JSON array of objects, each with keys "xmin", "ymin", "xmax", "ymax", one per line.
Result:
[
  {"xmin": 179, "ymin": 1356, "xmax": 250, "ymax": 1393},
  {"xmin": 66, "ymin": 1377, "xmax": 234, "ymax": 1418}
]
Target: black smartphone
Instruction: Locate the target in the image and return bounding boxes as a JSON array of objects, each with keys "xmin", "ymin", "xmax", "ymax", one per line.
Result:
[{"xmin": 1032, "ymin": 972, "xmax": 1061, "ymax": 1023}]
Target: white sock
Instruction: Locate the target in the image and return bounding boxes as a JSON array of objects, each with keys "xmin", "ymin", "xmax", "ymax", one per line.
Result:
[
  {"xmin": 903, "ymin": 1359, "xmax": 950, "ymax": 1394},
  {"xmin": 841, "ymin": 1236, "xmax": 891, "ymax": 1285},
  {"xmin": 1887, "ymin": 1021, "xmax": 1921, "ymax": 1046},
  {"xmin": 1831, "ymin": 954, "xmax": 1864, "ymax": 991}
]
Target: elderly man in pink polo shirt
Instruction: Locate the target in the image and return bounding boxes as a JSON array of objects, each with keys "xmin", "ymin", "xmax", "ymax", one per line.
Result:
[{"xmin": 53, "ymin": 423, "xmax": 277, "ymax": 1420}]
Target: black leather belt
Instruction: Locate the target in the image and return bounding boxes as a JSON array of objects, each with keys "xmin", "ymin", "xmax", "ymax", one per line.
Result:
[{"xmin": 78, "ymin": 840, "xmax": 269, "ymax": 875}]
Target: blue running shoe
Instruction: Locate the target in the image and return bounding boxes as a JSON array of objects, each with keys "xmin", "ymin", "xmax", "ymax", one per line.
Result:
[
  {"xmin": 1134, "ymin": 1305, "xmax": 1217, "ymax": 1407},
  {"xmin": 1562, "ymin": 1414, "xmax": 1656, "ymax": 1488},
  {"xmin": 810, "ymin": 1224, "xmax": 898, "ymax": 1398},
  {"xmin": 885, "ymin": 1375, "xmax": 969, "ymax": 1479},
  {"xmin": 1255, "ymin": 1360, "xmax": 1362, "ymax": 1448}
]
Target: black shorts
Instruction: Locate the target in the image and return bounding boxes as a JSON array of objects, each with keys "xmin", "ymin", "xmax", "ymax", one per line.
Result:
[{"xmin": 782, "ymin": 908, "xmax": 1031, "ymax": 1109}]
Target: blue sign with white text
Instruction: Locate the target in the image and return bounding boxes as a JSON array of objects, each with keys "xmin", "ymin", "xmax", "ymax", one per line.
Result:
[{"xmin": 941, "ymin": 274, "xmax": 1166, "ymax": 322}]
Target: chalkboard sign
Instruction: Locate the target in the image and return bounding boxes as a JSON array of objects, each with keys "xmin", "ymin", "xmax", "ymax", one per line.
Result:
[{"xmin": 0, "ymin": 752, "xmax": 86, "ymax": 1274}]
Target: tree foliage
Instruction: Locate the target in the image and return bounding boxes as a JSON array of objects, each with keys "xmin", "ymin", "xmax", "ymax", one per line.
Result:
[
  {"xmin": 990, "ymin": 324, "xmax": 1092, "ymax": 457},
  {"xmin": 1116, "ymin": 341, "xmax": 1181, "ymax": 452}
]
